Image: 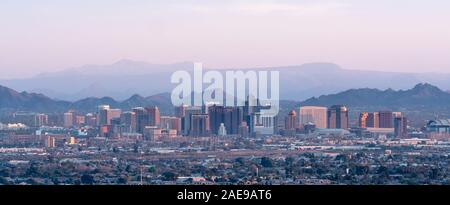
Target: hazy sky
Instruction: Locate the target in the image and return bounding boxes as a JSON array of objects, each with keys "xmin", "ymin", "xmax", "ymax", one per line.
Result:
[{"xmin": 1, "ymin": 0, "xmax": 450, "ymax": 78}]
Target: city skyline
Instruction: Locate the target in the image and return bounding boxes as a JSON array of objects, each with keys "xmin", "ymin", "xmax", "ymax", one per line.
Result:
[
  {"xmin": 1, "ymin": 0, "xmax": 450, "ymax": 78},
  {"xmin": 1, "ymin": 73, "xmax": 450, "ymax": 185},
  {"xmin": 1, "ymin": 0, "xmax": 450, "ymax": 188}
]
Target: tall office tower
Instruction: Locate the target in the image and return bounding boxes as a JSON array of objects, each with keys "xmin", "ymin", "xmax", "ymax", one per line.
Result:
[
  {"xmin": 109, "ymin": 109, "xmax": 122, "ymax": 122},
  {"xmin": 230, "ymin": 107, "xmax": 244, "ymax": 135},
  {"xmin": 367, "ymin": 112, "xmax": 379, "ymax": 128},
  {"xmin": 203, "ymin": 101, "xmax": 220, "ymax": 114},
  {"xmin": 160, "ymin": 116, "xmax": 182, "ymax": 134},
  {"xmin": 190, "ymin": 114, "xmax": 210, "ymax": 137},
  {"xmin": 208, "ymin": 105, "xmax": 243, "ymax": 135},
  {"xmin": 393, "ymin": 112, "xmax": 402, "ymax": 118},
  {"xmin": 133, "ymin": 107, "xmax": 149, "ymax": 134},
  {"xmin": 63, "ymin": 112, "xmax": 74, "ymax": 128},
  {"xmin": 98, "ymin": 105, "xmax": 121, "ymax": 126},
  {"xmin": 120, "ymin": 111, "xmax": 137, "ymax": 133},
  {"xmin": 85, "ymin": 113, "xmax": 97, "ymax": 127},
  {"xmin": 394, "ymin": 117, "xmax": 408, "ymax": 138},
  {"xmin": 208, "ymin": 105, "xmax": 223, "ymax": 135},
  {"xmin": 379, "ymin": 111, "xmax": 393, "ymax": 128},
  {"xmin": 35, "ymin": 114, "xmax": 48, "ymax": 127},
  {"xmin": 359, "ymin": 112, "xmax": 369, "ymax": 128},
  {"xmin": 327, "ymin": 105, "xmax": 349, "ymax": 129},
  {"xmin": 46, "ymin": 114, "xmax": 63, "ymax": 127},
  {"xmin": 182, "ymin": 106, "xmax": 202, "ymax": 135},
  {"xmin": 97, "ymin": 105, "xmax": 111, "ymax": 126},
  {"xmin": 243, "ymin": 95, "xmax": 255, "ymax": 115},
  {"xmin": 239, "ymin": 121, "xmax": 249, "ymax": 138},
  {"xmin": 145, "ymin": 106, "xmax": 160, "ymax": 127},
  {"xmin": 174, "ymin": 104, "xmax": 187, "ymax": 118},
  {"xmin": 243, "ymin": 95, "xmax": 259, "ymax": 132},
  {"xmin": 285, "ymin": 110, "xmax": 297, "ymax": 130},
  {"xmin": 299, "ymin": 106, "xmax": 327, "ymax": 129},
  {"xmin": 218, "ymin": 123, "xmax": 227, "ymax": 136},
  {"xmin": 75, "ymin": 115, "xmax": 85, "ymax": 126}
]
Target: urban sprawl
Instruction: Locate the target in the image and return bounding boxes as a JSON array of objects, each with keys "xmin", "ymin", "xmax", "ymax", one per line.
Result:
[{"xmin": 0, "ymin": 97, "xmax": 449, "ymax": 185}]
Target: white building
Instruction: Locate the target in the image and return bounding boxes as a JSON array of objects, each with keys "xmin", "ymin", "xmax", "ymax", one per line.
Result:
[{"xmin": 218, "ymin": 123, "xmax": 227, "ymax": 136}]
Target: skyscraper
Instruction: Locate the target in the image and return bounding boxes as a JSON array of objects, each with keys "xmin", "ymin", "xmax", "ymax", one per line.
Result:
[
  {"xmin": 359, "ymin": 112, "xmax": 369, "ymax": 128},
  {"xmin": 174, "ymin": 104, "xmax": 187, "ymax": 118},
  {"xmin": 190, "ymin": 114, "xmax": 210, "ymax": 137},
  {"xmin": 285, "ymin": 110, "xmax": 297, "ymax": 130},
  {"xmin": 239, "ymin": 121, "xmax": 249, "ymax": 138},
  {"xmin": 360, "ymin": 112, "xmax": 380, "ymax": 128},
  {"xmin": 394, "ymin": 117, "xmax": 408, "ymax": 138},
  {"xmin": 208, "ymin": 105, "xmax": 229, "ymax": 135},
  {"xmin": 182, "ymin": 106, "xmax": 202, "ymax": 136},
  {"xmin": 98, "ymin": 105, "xmax": 121, "ymax": 126},
  {"xmin": 327, "ymin": 105, "xmax": 349, "ymax": 129},
  {"xmin": 208, "ymin": 105, "xmax": 244, "ymax": 135},
  {"xmin": 379, "ymin": 111, "xmax": 393, "ymax": 128},
  {"xmin": 98, "ymin": 105, "xmax": 110, "ymax": 126},
  {"xmin": 120, "ymin": 111, "xmax": 137, "ymax": 133},
  {"xmin": 133, "ymin": 107, "xmax": 149, "ymax": 134},
  {"xmin": 63, "ymin": 112, "xmax": 74, "ymax": 128},
  {"xmin": 85, "ymin": 113, "xmax": 97, "ymax": 127},
  {"xmin": 160, "ymin": 116, "xmax": 182, "ymax": 134},
  {"xmin": 146, "ymin": 106, "xmax": 160, "ymax": 127},
  {"xmin": 367, "ymin": 112, "xmax": 379, "ymax": 128},
  {"xmin": 299, "ymin": 106, "xmax": 327, "ymax": 129}
]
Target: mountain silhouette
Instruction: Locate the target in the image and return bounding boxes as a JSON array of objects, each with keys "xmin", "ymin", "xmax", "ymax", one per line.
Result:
[
  {"xmin": 2, "ymin": 60, "xmax": 450, "ymax": 101},
  {"xmin": 300, "ymin": 83, "xmax": 450, "ymax": 109}
]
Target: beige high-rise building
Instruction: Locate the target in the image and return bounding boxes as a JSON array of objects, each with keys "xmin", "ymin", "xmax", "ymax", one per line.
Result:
[
  {"xmin": 97, "ymin": 105, "xmax": 121, "ymax": 126},
  {"xmin": 299, "ymin": 106, "xmax": 327, "ymax": 129},
  {"xmin": 63, "ymin": 112, "xmax": 74, "ymax": 128},
  {"xmin": 359, "ymin": 112, "xmax": 369, "ymax": 128}
]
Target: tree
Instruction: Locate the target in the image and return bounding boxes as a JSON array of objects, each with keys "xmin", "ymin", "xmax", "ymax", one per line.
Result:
[
  {"xmin": 148, "ymin": 166, "xmax": 156, "ymax": 173},
  {"xmin": 0, "ymin": 176, "xmax": 10, "ymax": 185},
  {"xmin": 117, "ymin": 176, "xmax": 129, "ymax": 184},
  {"xmin": 162, "ymin": 172, "xmax": 178, "ymax": 181},
  {"xmin": 285, "ymin": 157, "xmax": 295, "ymax": 166},
  {"xmin": 81, "ymin": 174, "xmax": 95, "ymax": 185},
  {"xmin": 26, "ymin": 163, "xmax": 40, "ymax": 177},
  {"xmin": 261, "ymin": 157, "xmax": 274, "ymax": 168}
]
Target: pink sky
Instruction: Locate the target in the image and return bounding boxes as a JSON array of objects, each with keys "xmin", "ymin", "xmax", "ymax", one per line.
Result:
[{"xmin": 1, "ymin": 0, "xmax": 450, "ymax": 78}]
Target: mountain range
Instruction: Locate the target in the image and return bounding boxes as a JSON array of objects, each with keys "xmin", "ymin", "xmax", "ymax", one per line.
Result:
[
  {"xmin": 0, "ymin": 84, "xmax": 172, "ymax": 114},
  {"xmin": 1, "ymin": 83, "xmax": 450, "ymax": 122},
  {"xmin": 300, "ymin": 83, "xmax": 450, "ymax": 110},
  {"xmin": 1, "ymin": 60, "xmax": 450, "ymax": 101}
]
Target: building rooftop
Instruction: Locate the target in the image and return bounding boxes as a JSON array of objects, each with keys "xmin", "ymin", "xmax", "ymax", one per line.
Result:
[{"xmin": 428, "ymin": 119, "xmax": 450, "ymax": 126}]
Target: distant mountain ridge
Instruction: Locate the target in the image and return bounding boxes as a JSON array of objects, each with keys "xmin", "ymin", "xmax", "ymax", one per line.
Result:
[
  {"xmin": 1, "ymin": 60, "xmax": 450, "ymax": 101},
  {"xmin": 300, "ymin": 83, "xmax": 450, "ymax": 110},
  {"xmin": 1, "ymin": 83, "xmax": 450, "ymax": 117},
  {"xmin": 0, "ymin": 85, "xmax": 172, "ymax": 114}
]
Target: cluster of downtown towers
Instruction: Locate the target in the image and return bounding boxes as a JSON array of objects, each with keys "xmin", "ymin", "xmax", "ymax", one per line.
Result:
[{"xmin": 93, "ymin": 99, "xmax": 407, "ymax": 139}]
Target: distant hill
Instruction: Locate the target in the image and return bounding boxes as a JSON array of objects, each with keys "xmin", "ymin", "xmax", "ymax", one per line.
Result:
[
  {"xmin": 0, "ymin": 85, "xmax": 69, "ymax": 112},
  {"xmin": 1, "ymin": 60, "xmax": 450, "ymax": 101},
  {"xmin": 1, "ymin": 83, "xmax": 450, "ymax": 123},
  {"xmin": 300, "ymin": 83, "xmax": 450, "ymax": 110},
  {"xmin": 0, "ymin": 85, "xmax": 173, "ymax": 114}
]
